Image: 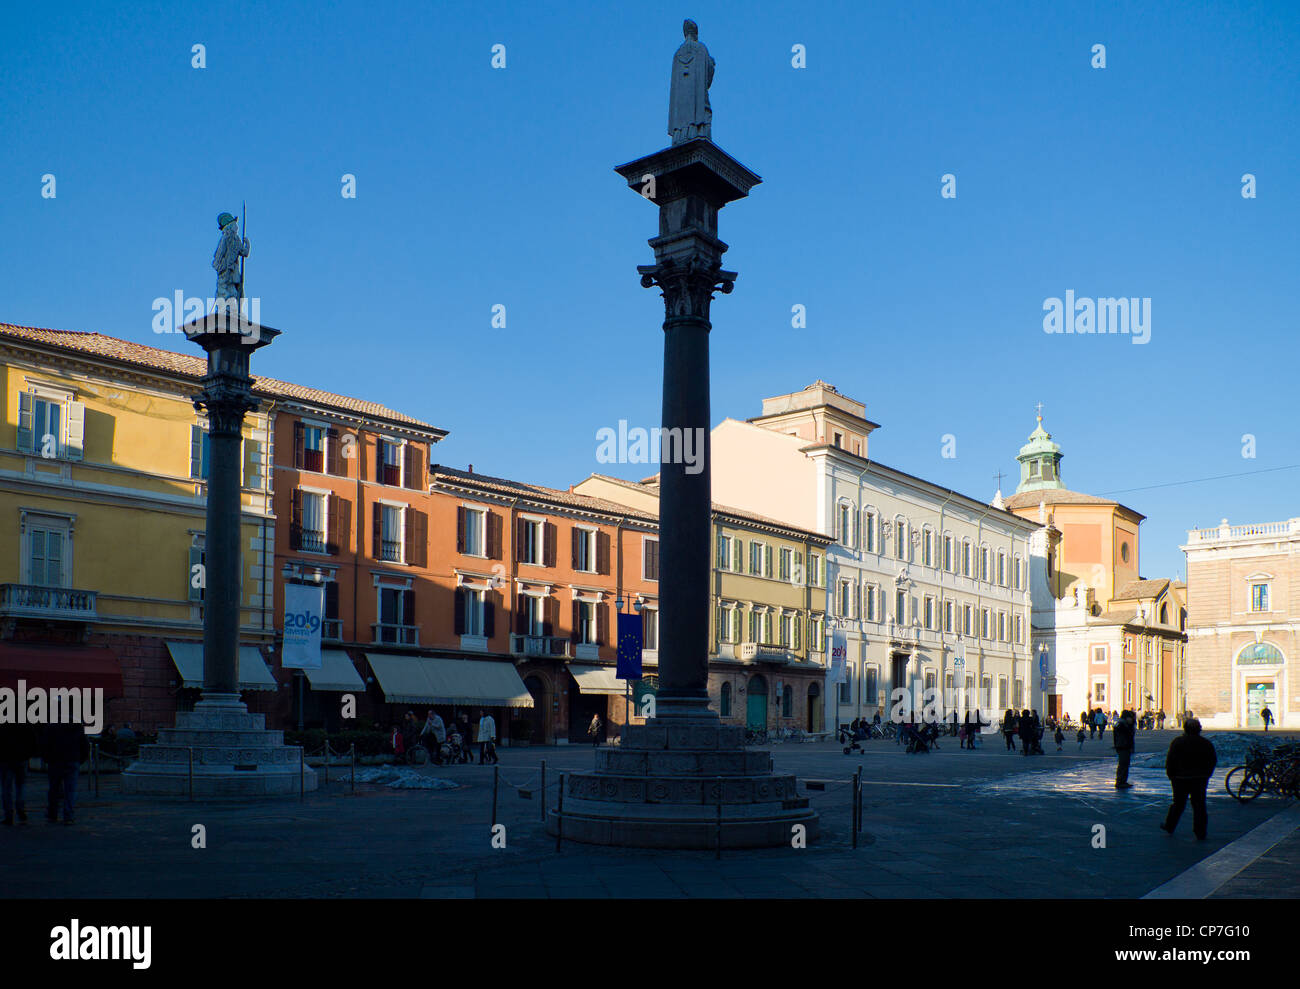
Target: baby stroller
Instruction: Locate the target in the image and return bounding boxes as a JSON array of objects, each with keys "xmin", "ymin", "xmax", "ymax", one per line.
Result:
[
  {"xmin": 443, "ymin": 728, "xmax": 471, "ymax": 765},
  {"xmin": 842, "ymin": 723, "xmax": 869, "ymax": 755},
  {"xmin": 903, "ymin": 723, "xmax": 939, "ymax": 754}
]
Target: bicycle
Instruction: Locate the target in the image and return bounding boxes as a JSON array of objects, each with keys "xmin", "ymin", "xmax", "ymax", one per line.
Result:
[
  {"xmin": 1226, "ymin": 743, "xmax": 1300, "ymax": 802},
  {"xmin": 744, "ymin": 727, "xmax": 769, "ymax": 745}
]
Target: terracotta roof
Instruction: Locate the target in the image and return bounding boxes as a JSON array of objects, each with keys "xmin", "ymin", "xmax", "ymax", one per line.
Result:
[
  {"xmin": 0, "ymin": 322, "xmax": 445, "ymax": 434},
  {"xmin": 1113, "ymin": 578, "xmax": 1170, "ymax": 601},
  {"xmin": 432, "ymin": 467, "xmax": 659, "ymax": 522},
  {"xmin": 1002, "ymin": 487, "xmax": 1144, "ymax": 519}
]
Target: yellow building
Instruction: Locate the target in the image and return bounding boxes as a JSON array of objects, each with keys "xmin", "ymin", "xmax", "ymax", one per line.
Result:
[{"xmin": 574, "ymin": 474, "xmax": 831, "ymax": 733}]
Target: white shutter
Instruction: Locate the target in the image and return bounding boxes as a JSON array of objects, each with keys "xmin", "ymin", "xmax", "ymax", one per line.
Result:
[{"xmin": 64, "ymin": 400, "xmax": 85, "ymax": 460}]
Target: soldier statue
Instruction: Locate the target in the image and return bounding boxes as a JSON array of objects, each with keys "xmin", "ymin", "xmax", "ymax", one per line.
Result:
[{"xmin": 212, "ymin": 211, "xmax": 249, "ymax": 302}]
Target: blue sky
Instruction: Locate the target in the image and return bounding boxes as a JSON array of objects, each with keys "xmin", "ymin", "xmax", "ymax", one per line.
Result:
[{"xmin": 4, "ymin": 0, "xmax": 1298, "ymax": 581}]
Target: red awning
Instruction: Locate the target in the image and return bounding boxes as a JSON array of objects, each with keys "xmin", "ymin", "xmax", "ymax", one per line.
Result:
[{"xmin": 0, "ymin": 643, "xmax": 124, "ymax": 695}]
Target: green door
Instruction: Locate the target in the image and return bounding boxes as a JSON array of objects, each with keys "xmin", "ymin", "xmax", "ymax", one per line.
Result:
[{"xmin": 747, "ymin": 675, "xmax": 768, "ymax": 729}]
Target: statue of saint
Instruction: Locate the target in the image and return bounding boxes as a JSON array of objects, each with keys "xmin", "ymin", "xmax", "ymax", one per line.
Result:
[
  {"xmin": 212, "ymin": 211, "xmax": 249, "ymax": 301},
  {"xmin": 668, "ymin": 19, "xmax": 714, "ymax": 144}
]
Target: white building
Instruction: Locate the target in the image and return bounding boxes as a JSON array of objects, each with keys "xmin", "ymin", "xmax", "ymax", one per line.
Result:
[{"xmin": 711, "ymin": 381, "xmax": 1036, "ymax": 729}]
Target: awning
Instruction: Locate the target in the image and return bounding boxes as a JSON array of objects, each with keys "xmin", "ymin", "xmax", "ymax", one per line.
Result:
[
  {"xmin": 365, "ymin": 653, "xmax": 533, "ymax": 707},
  {"xmin": 165, "ymin": 641, "xmax": 278, "ymax": 691},
  {"xmin": 0, "ymin": 643, "xmax": 123, "ymax": 694},
  {"xmin": 302, "ymin": 649, "xmax": 365, "ymax": 692},
  {"xmin": 569, "ymin": 664, "xmax": 627, "ymax": 696}
]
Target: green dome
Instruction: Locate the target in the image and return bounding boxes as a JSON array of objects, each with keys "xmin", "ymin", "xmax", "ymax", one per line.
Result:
[{"xmin": 1015, "ymin": 414, "xmax": 1064, "ymax": 493}]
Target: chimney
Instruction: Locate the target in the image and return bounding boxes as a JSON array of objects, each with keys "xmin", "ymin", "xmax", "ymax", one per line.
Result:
[{"xmin": 468, "ymin": 464, "xmax": 473, "ymax": 474}]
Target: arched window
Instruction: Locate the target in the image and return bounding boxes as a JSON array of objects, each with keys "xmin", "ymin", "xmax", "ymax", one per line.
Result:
[
  {"xmin": 782, "ymin": 684, "xmax": 793, "ymax": 718},
  {"xmin": 720, "ymin": 682, "xmax": 732, "ymax": 717},
  {"xmin": 1159, "ymin": 603, "xmax": 1169, "ymax": 624},
  {"xmin": 1237, "ymin": 642, "xmax": 1285, "ymax": 665}
]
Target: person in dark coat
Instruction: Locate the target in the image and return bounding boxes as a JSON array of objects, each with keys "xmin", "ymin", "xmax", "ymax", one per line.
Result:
[
  {"xmin": 1113, "ymin": 709, "xmax": 1136, "ymax": 789},
  {"xmin": 41, "ymin": 721, "xmax": 89, "ymax": 825},
  {"xmin": 1, "ymin": 722, "xmax": 38, "ymax": 825},
  {"xmin": 1161, "ymin": 718, "xmax": 1217, "ymax": 839},
  {"xmin": 1002, "ymin": 708, "xmax": 1018, "ymax": 752},
  {"xmin": 1088, "ymin": 708, "xmax": 1096, "ymax": 738},
  {"xmin": 1017, "ymin": 709, "xmax": 1035, "ymax": 756}
]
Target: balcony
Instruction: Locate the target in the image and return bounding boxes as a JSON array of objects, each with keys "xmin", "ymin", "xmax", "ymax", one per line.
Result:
[
  {"xmin": 509, "ymin": 634, "xmax": 570, "ymax": 659},
  {"xmin": 1187, "ymin": 518, "xmax": 1300, "ymax": 544},
  {"xmin": 739, "ymin": 642, "xmax": 792, "ymax": 663},
  {"xmin": 0, "ymin": 584, "xmax": 98, "ymax": 623},
  {"xmin": 371, "ymin": 622, "xmax": 419, "ymax": 647},
  {"xmin": 887, "ymin": 620, "xmax": 920, "ymax": 644},
  {"xmin": 321, "ymin": 618, "xmax": 343, "ymax": 641}
]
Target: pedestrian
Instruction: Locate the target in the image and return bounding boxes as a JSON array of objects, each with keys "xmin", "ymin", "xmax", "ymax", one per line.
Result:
[
  {"xmin": 1031, "ymin": 709, "xmax": 1043, "ymax": 755},
  {"xmin": 1096, "ymin": 708, "xmax": 1108, "ymax": 738},
  {"xmin": 1, "ymin": 722, "xmax": 37, "ymax": 826},
  {"xmin": 588, "ymin": 713, "xmax": 603, "ymax": 747},
  {"xmin": 950, "ymin": 709, "xmax": 959, "ymax": 737},
  {"xmin": 390, "ymin": 724, "xmax": 406, "ymax": 763},
  {"xmin": 1157, "ymin": 709, "xmax": 1166, "ymax": 730},
  {"xmin": 41, "ymin": 720, "xmax": 89, "ymax": 825},
  {"xmin": 1017, "ymin": 709, "xmax": 1035, "ymax": 756},
  {"xmin": 1113, "ymin": 709, "xmax": 1136, "ymax": 789},
  {"xmin": 1076, "ymin": 725, "xmax": 1086, "ymax": 751},
  {"xmin": 1002, "ymin": 708, "xmax": 1018, "ymax": 752},
  {"xmin": 1054, "ymin": 725, "xmax": 1065, "ymax": 752},
  {"xmin": 1260, "ymin": 706, "xmax": 1273, "ymax": 732},
  {"xmin": 1161, "ymin": 718, "xmax": 1217, "ymax": 840},
  {"xmin": 477, "ymin": 708, "xmax": 498, "ymax": 765},
  {"xmin": 420, "ymin": 709, "xmax": 446, "ymax": 765}
]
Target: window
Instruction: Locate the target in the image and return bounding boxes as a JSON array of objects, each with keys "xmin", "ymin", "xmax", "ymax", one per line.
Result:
[
  {"xmin": 837, "ymin": 579, "xmax": 852, "ymax": 618},
  {"xmin": 1014, "ymin": 678, "xmax": 1024, "ymax": 707},
  {"xmin": 576, "ymin": 600, "xmax": 597, "ymax": 644},
  {"xmin": 1092, "ymin": 646, "xmax": 1107, "ymax": 664},
  {"xmin": 716, "ymin": 607, "xmax": 735, "ymax": 645},
  {"xmin": 811, "ymin": 618, "xmax": 824, "ymax": 652},
  {"xmin": 461, "ymin": 588, "xmax": 485, "ymax": 636},
  {"xmin": 1120, "ymin": 541, "xmax": 1130, "ymax": 563},
  {"xmin": 1251, "ymin": 583, "xmax": 1270, "ymax": 612},
  {"xmin": 750, "ymin": 541, "xmax": 762, "ymax": 575},
  {"xmin": 943, "ymin": 535, "xmax": 953, "ymax": 572},
  {"xmin": 1029, "ymin": 461, "xmax": 1041, "ymax": 478},
  {"xmin": 838, "ymin": 669, "xmax": 852, "ymax": 705},
  {"xmin": 864, "ymin": 666, "xmax": 879, "ymax": 705},
  {"xmin": 379, "ymin": 585, "xmax": 417, "ymax": 644},
  {"xmin": 922, "ymin": 529, "xmax": 933, "ymax": 567},
  {"xmin": 731, "ymin": 537, "xmax": 744, "ymax": 573},
  {"xmin": 17, "ymin": 390, "xmax": 84, "ymax": 461},
  {"xmin": 1125, "ymin": 680, "xmax": 1134, "ymax": 704},
  {"xmin": 998, "ymin": 677, "xmax": 1008, "ymax": 709},
  {"xmin": 923, "ymin": 596, "xmax": 934, "ymax": 630},
  {"xmin": 980, "ymin": 608, "xmax": 990, "ymax": 639},
  {"xmin": 833, "ymin": 431, "xmax": 843, "ymax": 448},
  {"xmin": 643, "ymin": 607, "xmax": 659, "ymax": 650},
  {"xmin": 1094, "ymin": 682, "xmax": 1106, "ymax": 704},
  {"xmin": 779, "ymin": 547, "xmax": 792, "ymax": 582},
  {"xmin": 1159, "ymin": 602, "xmax": 1169, "ymax": 624},
  {"xmin": 1015, "ymin": 615, "xmax": 1023, "ymax": 644},
  {"xmin": 997, "ymin": 552, "xmax": 1005, "ymax": 586},
  {"xmin": 981, "ymin": 674, "xmax": 992, "ymax": 705},
  {"xmin": 720, "ymin": 682, "xmax": 732, "ymax": 717},
  {"xmin": 643, "ymin": 537, "xmax": 659, "ymax": 581},
  {"xmin": 838, "ymin": 504, "xmax": 853, "ymax": 547},
  {"xmin": 980, "ymin": 547, "xmax": 989, "ymax": 582},
  {"xmin": 521, "ymin": 595, "xmax": 544, "ymax": 636},
  {"xmin": 575, "ymin": 528, "xmax": 596, "ymax": 573},
  {"xmin": 944, "ymin": 600, "xmax": 953, "ymax": 633},
  {"xmin": 780, "ymin": 613, "xmax": 793, "ymax": 648},
  {"xmin": 516, "ymin": 519, "xmax": 541, "ymax": 565},
  {"xmin": 25, "ymin": 518, "xmax": 69, "ymax": 586},
  {"xmin": 895, "ymin": 519, "xmax": 907, "ymax": 560},
  {"xmin": 865, "ymin": 583, "xmax": 877, "ymax": 622},
  {"xmin": 300, "ymin": 491, "xmax": 326, "ymax": 553},
  {"xmin": 303, "ymin": 425, "xmax": 325, "ymax": 472},
  {"xmin": 377, "ymin": 439, "xmax": 403, "ymax": 486},
  {"xmin": 715, "ymin": 532, "xmax": 730, "ymax": 569},
  {"xmin": 190, "ymin": 426, "xmax": 211, "ymax": 480},
  {"xmin": 463, "ymin": 508, "xmax": 486, "ymax": 557},
  {"xmin": 962, "ymin": 541, "xmax": 971, "ymax": 577},
  {"xmin": 963, "ymin": 605, "xmax": 973, "ymax": 636},
  {"xmin": 1014, "ymin": 555, "xmax": 1023, "ymax": 590},
  {"xmin": 379, "ymin": 505, "xmax": 403, "ymax": 563},
  {"xmin": 808, "ymin": 553, "xmax": 821, "ymax": 587},
  {"xmin": 864, "ymin": 511, "xmax": 876, "ymax": 553}
]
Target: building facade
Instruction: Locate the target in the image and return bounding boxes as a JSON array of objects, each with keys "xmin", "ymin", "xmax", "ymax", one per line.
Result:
[
  {"xmin": 1182, "ymin": 518, "xmax": 1299, "ymax": 728},
  {"xmin": 574, "ymin": 473, "xmax": 832, "ymax": 733},
  {"xmin": 711, "ymin": 381, "xmax": 1036, "ymax": 730}
]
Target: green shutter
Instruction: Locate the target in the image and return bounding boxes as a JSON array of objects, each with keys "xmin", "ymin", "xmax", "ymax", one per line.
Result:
[{"xmin": 17, "ymin": 392, "xmax": 34, "ymax": 452}]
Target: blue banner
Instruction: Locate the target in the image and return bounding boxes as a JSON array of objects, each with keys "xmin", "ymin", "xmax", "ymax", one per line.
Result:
[{"xmin": 616, "ymin": 612, "xmax": 643, "ymax": 680}]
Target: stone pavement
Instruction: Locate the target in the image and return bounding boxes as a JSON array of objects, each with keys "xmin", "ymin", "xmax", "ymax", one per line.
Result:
[{"xmin": 2, "ymin": 730, "xmax": 1296, "ymax": 899}]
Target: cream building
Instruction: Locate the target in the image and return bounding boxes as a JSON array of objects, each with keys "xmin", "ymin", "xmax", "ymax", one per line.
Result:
[
  {"xmin": 711, "ymin": 382, "xmax": 1036, "ymax": 730},
  {"xmin": 1182, "ymin": 518, "xmax": 1299, "ymax": 728}
]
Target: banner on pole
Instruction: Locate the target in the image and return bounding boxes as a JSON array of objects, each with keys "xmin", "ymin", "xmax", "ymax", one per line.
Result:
[
  {"xmin": 829, "ymin": 630, "xmax": 848, "ymax": 684},
  {"xmin": 282, "ymin": 581, "xmax": 324, "ymax": 670},
  {"xmin": 616, "ymin": 612, "xmax": 643, "ymax": 680}
]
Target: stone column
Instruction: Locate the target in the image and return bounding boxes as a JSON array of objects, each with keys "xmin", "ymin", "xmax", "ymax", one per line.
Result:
[{"xmin": 617, "ymin": 140, "xmax": 759, "ymax": 724}]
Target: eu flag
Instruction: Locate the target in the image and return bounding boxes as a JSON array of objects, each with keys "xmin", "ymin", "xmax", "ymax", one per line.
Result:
[{"xmin": 616, "ymin": 612, "xmax": 643, "ymax": 680}]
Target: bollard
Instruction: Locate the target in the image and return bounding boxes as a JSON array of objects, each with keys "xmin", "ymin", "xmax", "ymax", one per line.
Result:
[
  {"xmin": 491, "ymin": 765, "xmax": 499, "ymax": 827},
  {"xmin": 323, "ymin": 743, "xmax": 329, "ymax": 786},
  {"xmin": 851, "ymin": 768, "xmax": 859, "ymax": 849},
  {"xmin": 555, "ymin": 773, "xmax": 565, "ymax": 852},
  {"xmin": 715, "ymin": 777, "xmax": 723, "ymax": 860},
  {"xmin": 299, "ymin": 746, "xmax": 305, "ymax": 802},
  {"xmin": 540, "ymin": 760, "xmax": 547, "ymax": 822},
  {"xmin": 92, "ymin": 742, "xmax": 99, "ymax": 799},
  {"xmin": 188, "ymin": 747, "xmax": 194, "ymax": 802},
  {"xmin": 351, "ymin": 743, "xmax": 356, "ymax": 795},
  {"xmin": 856, "ymin": 766, "xmax": 864, "ymax": 835}
]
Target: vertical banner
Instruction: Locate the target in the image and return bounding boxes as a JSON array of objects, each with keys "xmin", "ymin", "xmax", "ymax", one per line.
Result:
[
  {"xmin": 616, "ymin": 612, "xmax": 643, "ymax": 681},
  {"xmin": 282, "ymin": 581, "xmax": 324, "ymax": 670}
]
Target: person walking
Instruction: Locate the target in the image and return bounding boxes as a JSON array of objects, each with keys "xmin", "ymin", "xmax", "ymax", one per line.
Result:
[
  {"xmin": 1017, "ymin": 709, "xmax": 1035, "ymax": 756},
  {"xmin": 421, "ymin": 709, "xmax": 446, "ymax": 765},
  {"xmin": 1076, "ymin": 724, "xmax": 1086, "ymax": 751},
  {"xmin": 41, "ymin": 721, "xmax": 89, "ymax": 825},
  {"xmin": 1, "ymin": 722, "xmax": 37, "ymax": 826},
  {"xmin": 1161, "ymin": 718, "xmax": 1217, "ymax": 840},
  {"xmin": 477, "ymin": 708, "xmax": 498, "ymax": 765},
  {"xmin": 1095, "ymin": 708, "xmax": 1108, "ymax": 739},
  {"xmin": 1054, "ymin": 724, "xmax": 1065, "ymax": 752},
  {"xmin": 588, "ymin": 713, "xmax": 603, "ymax": 748},
  {"xmin": 1113, "ymin": 709, "xmax": 1136, "ymax": 789},
  {"xmin": 1260, "ymin": 706, "xmax": 1273, "ymax": 732},
  {"xmin": 1088, "ymin": 708, "xmax": 1096, "ymax": 738},
  {"xmin": 1002, "ymin": 708, "xmax": 1018, "ymax": 752},
  {"xmin": 1157, "ymin": 709, "xmax": 1166, "ymax": 730}
]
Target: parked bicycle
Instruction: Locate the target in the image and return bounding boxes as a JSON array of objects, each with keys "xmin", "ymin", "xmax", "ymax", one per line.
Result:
[
  {"xmin": 1226, "ymin": 742, "xmax": 1300, "ymax": 802},
  {"xmin": 744, "ymin": 727, "xmax": 769, "ymax": 745}
]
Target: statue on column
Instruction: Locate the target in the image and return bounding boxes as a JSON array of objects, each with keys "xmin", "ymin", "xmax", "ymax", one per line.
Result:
[
  {"xmin": 212, "ymin": 211, "xmax": 249, "ymax": 301},
  {"xmin": 668, "ymin": 19, "xmax": 714, "ymax": 144}
]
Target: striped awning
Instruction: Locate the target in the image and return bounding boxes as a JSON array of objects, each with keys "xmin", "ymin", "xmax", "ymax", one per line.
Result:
[
  {"xmin": 365, "ymin": 653, "xmax": 533, "ymax": 707},
  {"xmin": 165, "ymin": 641, "xmax": 278, "ymax": 692},
  {"xmin": 568, "ymin": 664, "xmax": 627, "ymax": 696},
  {"xmin": 302, "ymin": 649, "xmax": 365, "ymax": 692}
]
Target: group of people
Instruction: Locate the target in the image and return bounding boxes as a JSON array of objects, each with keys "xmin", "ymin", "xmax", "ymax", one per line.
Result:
[
  {"xmin": 1000, "ymin": 709, "xmax": 1049, "ymax": 755},
  {"xmin": 0, "ymin": 720, "xmax": 90, "ymax": 827},
  {"xmin": 391, "ymin": 709, "xmax": 498, "ymax": 766},
  {"xmin": 1109, "ymin": 709, "xmax": 1218, "ymax": 839}
]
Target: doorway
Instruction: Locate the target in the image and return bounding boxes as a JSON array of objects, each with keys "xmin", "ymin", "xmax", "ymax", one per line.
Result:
[
  {"xmin": 807, "ymin": 682, "xmax": 822, "ymax": 732},
  {"xmin": 747, "ymin": 674, "xmax": 768, "ymax": 730},
  {"xmin": 523, "ymin": 675, "xmax": 548, "ymax": 744}
]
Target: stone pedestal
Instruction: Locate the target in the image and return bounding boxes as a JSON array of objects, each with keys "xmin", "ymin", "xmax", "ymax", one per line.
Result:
[
  {"xmin": 123, "ymin": 696, "xmax": 316, "ymax": 797},
  {"xmin": 546, "ymin": 721, "xmax": 816, "ymax": 849}
]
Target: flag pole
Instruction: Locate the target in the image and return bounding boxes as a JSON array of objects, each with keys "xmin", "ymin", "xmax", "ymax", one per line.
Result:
[{"xmin": 239, "ymin": 200, "xmax": 246, "ymax": 304}]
